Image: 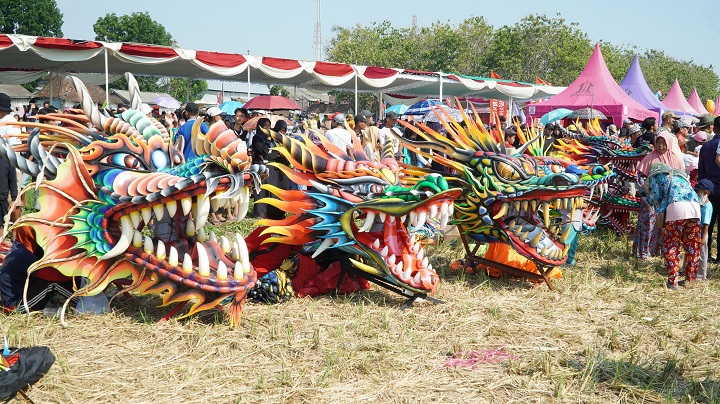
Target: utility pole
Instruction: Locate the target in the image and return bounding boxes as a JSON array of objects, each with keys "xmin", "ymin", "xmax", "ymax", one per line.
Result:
[{"xmin": 314, "ymin": 0, "xmax": 321, "ymax": 61}]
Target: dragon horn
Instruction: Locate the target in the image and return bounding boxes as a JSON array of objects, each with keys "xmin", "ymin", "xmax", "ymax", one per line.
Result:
[
  {"xmin": 126, "ymin": 73, "xmax": 143, "ymax": 111},
  {"xmin": 380, "ymin": 138, "xmax": 395, "ymax": 160},
  {"xmin": 514, "ymin": 134, "xmax": 542, "ymax": 155},
  {"xmin": 66, "ymin": 75, "xmax": 108, "ymax": 131},
  {"xmin": 387, "ymin": 126, "xmax": 473, "ymax": 162},
  {"xmin": 260, "ymin": 127, "xmax": 329, "ymax": 173}
]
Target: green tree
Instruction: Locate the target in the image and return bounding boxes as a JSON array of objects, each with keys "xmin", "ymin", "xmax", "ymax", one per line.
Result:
[
  {"xmin": 481, "ymin": 14, "xmax": 591, "ymax": 84},
  {"xmin": 0, "ymin": 0, "xmax": 63, "ymax": 37},
  {"xmin": 269, "ymin": 85, "xmax": 290, "ymax": 97},
  {"xmin": 164, "ymin": 78, "xmax": 208, "ymax": 103},
  {"xmin": 93, "ymin": 11, "xmax": 206, "ymax": 96}
]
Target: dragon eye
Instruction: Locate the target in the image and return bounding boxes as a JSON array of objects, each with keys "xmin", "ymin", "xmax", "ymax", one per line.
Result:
[
  {"xmin": 151, "ymin": 149, "xmax": 168, "ymax": 170},
  {"xmin": 104, "ymin": 152, "xmax": 142, "ymax": 170},
  {"xmin": 494, "ymin": 161, "xmax": 522, "ymax": 182}
]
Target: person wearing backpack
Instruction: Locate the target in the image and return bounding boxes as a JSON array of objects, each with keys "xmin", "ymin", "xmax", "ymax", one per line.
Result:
[{"xmin": 644, "ymin": 162, "xmax": 701, "ymax": 290}]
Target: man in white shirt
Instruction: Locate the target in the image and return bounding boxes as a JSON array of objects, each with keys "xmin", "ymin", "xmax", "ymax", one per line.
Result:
[
  {"xmin": 0, "ymin": 93, "xmax": 20, "ymax": 146},
  {"xmin": 324, "ymin": 113, "xmax": 353, "ymax": 157},
  {"xmin": 378, "ymin": 111, "xmax": 401, "ymax": 153}
]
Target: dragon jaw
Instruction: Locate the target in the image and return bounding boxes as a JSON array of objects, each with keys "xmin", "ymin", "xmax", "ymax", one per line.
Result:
[{"xmin": 343, "ymin": 189, "xmax": 463, "ymax": 294}]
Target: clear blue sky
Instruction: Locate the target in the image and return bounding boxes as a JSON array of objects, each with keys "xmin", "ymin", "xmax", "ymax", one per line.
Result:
[{"xmin": 55, "ymin": 0, "xmax": 720, "ymax": 78}]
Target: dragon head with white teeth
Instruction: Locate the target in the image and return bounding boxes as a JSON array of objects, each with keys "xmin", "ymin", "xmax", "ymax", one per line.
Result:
[
  {"xmin": 395, "ymin": 107, "xmax": 590, "ymax": 267},
  {"xmin": 0, "ymin": 74, "xmax": 264, "ymax": 326},
  {"xmin": 255, "ymin": 127, "xmax": 462, "ymax": 295}
]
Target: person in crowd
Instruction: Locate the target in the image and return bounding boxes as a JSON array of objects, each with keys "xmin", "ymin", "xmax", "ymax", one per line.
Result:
[
  {"xmin": 205, "ymin": 106, "xmax": 225, "ymax": 126},
  {"xmin": 231, "ymin": 108, "xmax": 249, "ymax": 141},
  {"xmin": 606, "ymin": 124, "xmax": 618, "ymax": 137},
  {"xmin": 360, "ymin": 120, "xmax": 381, "ymax": 162},
  {"xmin": 504, "ymin": 127, "xmax": 518, "ymax": 153},
  {"xmin": 660, "ymin": 111, "xmax": 680, "ymax": 134},
  {"xmin": 694, "ymin": 179, "xmax": 714, "ymax": 281},
  {"xmin": 378, "ymin": 111, "xmax": 401, "ymax": 153},
  {"xmin": 698, "ymin": 116, "xmax": 720, "ymax": 262},
  {"xmin": 324, "ymin": 113, "xmax": 353, "ymax": 157},
  {"xmin": 542, "ymin": 123, "xmax": 557, "ymax": 154},
  {"xmin": 0, "ymin": 93, "xmax": 20, "ymax": 224},
  {"xmin": 177, "ymin": 102, "xmax": 208, "ymax": 161},
  {"xmin": 685, "ymin": 129, "xmax": 706, "ymax": 158},
  {"xmin": 618, "ymin": 118, "xmax": 634, "ymax": 138},
  {"xmin": 400, "ymin": 126, "xmax": 429, "ymax": 168},
  {"xmin": 674, "ymin": 120, "xmax": 690, "ymax": 152},
  {"xmin": 644, "ymin": 162, "xmax": 701, "ymax": 289},
  {"xmin": 634, "ymin": 132, "xmax": 685, "ymax": 261},
  {"xmin": 633, "ymin": 117, "xmax": 657, "ymax": 148},
  {"xmin": 251, "ymin": 117, "xmax": 289, "ymax": 220},
  {"xmin": 628, "ymin": 125, "xmax": 641, "ymax": 146},
  {"xmin": 695, "ymin": 114, "xmax": 714, "ymax": 146}
]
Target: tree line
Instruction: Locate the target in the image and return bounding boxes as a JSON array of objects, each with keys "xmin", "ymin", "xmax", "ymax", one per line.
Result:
[{"xmin": 326, "ymin": 14, "xmax": 720, "ymax": 104}]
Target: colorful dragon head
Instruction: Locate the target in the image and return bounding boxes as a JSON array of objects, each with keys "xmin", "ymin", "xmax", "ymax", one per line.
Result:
[
  {"xmin": 0, "ymin": 75, "xmax": 263, "ymax": 326},
  {"xmin": 553, "ymin": 124, "xmax": 647, "ymax": 234},
  {"xmin": 256, "ymin": 128, "xmax": 462, "ymax": 295},
  {"xmin": 397, "ymin": 108, "xmax": 589, "ymax": 267}
]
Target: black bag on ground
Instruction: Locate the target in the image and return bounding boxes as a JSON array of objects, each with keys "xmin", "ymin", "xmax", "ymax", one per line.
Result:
[{"xmin": 0, "ymin": 346, "xmax": 55, "ymax": 401}]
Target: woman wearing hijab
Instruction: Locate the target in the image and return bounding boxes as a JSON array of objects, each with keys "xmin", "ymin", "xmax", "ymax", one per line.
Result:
[{"xmin": 634, "ymin": 132, "xmax": 685, "ymax": 260}]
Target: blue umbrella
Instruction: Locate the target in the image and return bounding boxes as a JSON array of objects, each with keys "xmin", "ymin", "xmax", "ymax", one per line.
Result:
[
  {"xmin": 219, "ymin": 100, "xmax": 244, "ymax": 115},
  {"xmin": 385, "ymin": 104, "xmax": 409, "ymax": 115},
  {"xmin": 539, "ymin": 108, "xmax": 573, "ymax": 125},
  {"xmin": 404, "ymin": 99, "xmax": 444, "ymax": 116}
]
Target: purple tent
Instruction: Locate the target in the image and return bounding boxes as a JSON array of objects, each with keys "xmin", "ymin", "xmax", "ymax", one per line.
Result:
[
  {"xmin": 687, "ymin": 88, "xmax": 710, "ymax": 115},
  {"xmin": 527, "ymin": 44, "xmax": 654, "ymax": 126},
  {"xmin": 662, "ymin": 79, "xmax": 698, "ymax": 115},
  {"xmin": 619, "ymin": 55, "xmax": 669, "ymax": 117}
]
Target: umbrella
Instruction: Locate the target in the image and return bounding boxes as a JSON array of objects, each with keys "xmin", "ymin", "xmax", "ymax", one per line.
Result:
[
  {"xmin": 422, "ymin": 107, "xmax": 463, "ymax": 123},
  {"xmin": 569, "ymin": 107, "xmax": 607, "ymax": 120},
  {"xmin": 219, "ymin": 100, "xmax": 244, "ymax": 115},
  {"xmin": 242, "ymin": 95, "xmax": 302, "ymax": 111},
  {"xmin": 539, "ymin": 108, "xmax": 573, "ymax": 125},
  {"xmin": 404, "ymin": 99, "xmax": 444, "ymax": 116},
  {"xmin": 243, "ymin": 115, "xmax": 269, "ymax": 131},
  {"xmin": 152, "ymin": 95, "xmax": 181, "ymax": 109},
  {"xmin": 386, "ymin": 104, "xmax": 409, "ymax": 115}
]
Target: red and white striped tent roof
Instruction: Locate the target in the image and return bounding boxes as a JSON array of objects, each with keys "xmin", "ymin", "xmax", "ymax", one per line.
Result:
[{"xmin": 0, "ymin": 34, "xmax": 564, "ymax": 101}]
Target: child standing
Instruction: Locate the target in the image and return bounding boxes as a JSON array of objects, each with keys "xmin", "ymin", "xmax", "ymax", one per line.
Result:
[{"xmin": 694, "ymin": 179, "xmax": 714, "ymax": 280}]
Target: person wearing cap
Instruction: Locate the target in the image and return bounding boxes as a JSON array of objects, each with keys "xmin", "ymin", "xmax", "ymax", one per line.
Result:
[
  {"xmin": 619, "ymin": 118, "xmax": 634, "ymax": 138},
  {"xmin": 542, "ymin": 123, "xmax": 557, "ymax": 154},
  {"xmin": 504, "ymin": 127, "xmax": 518, "ymax": 152},
  {"xmin": 674, "ymin": 120, "xmax": 690, "ymax": 152},
  {"xmin": 606, "ymin": 124, "xmax": 618, "ymax": 137},
  {"xmin": 177, "ymin": 102, "xmax": 209, "ymax": 161},
  {"xmin": 697, "ymin": 115, "xmax": 720, "ymax": 262},
  {"xmin": 694, "ymin": 179, "xmax": 714, "ymax": 280},
  {"xmin": 378, "ymin": 111, "xmax": 401, "ymax": 153},
  {"xmin": 661, "ymin": 110, "xmax": 681, "ymax": 133},
  {"xmin": 205, "ymin": 106, "xmax": 225, "ymax": 126},
  {"xmin": 324, "ymin": 113, "xmax": 353, "ymax": 157},
  {"xmin": 685, "ymin": 129, "xmax": 706, "ymax": 158}
]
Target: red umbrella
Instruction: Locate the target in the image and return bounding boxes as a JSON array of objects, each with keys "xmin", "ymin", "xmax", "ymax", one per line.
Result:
[
  {"xmin": 242, "ymin": 115, "xmax": 268, "ymax": 131},
  {"xmin": 242, "ymin": 95, "xmax": 302, "ymax": 111}
]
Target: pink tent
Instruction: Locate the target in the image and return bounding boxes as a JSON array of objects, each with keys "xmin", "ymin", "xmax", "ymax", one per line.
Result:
[
  {"xmin": 662, "ymin": 79, "xmax": 698, "ymax": 115},
  {"xmin": 714, "ymin": 94, "xmax": 720, "ymax": 116},
  {"xmin": 687, "ymin": 88, "xmax": 710, "ymax": 115},
  {"xmin": 527, "ymin": 43, "xmax": 654, "ymax": 126}
]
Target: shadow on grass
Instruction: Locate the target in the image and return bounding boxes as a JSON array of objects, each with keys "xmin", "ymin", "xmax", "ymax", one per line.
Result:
[{"xmin": 564, "ymin": 351, "xmax": 720, "ymax": 402}]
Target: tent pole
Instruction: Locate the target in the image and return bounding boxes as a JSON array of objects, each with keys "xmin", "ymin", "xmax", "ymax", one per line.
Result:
[
  {"xmin": 508, "ymin": 96, "xmax": 513, "ymax": 125},
  {"xmin": 186, "ymin": 78, "xmax": 190, "ymax": 102},
  {"xmin": 221, "ymin": 82, "xmax": 224, "ymax": 104},
  {"xmin": 247, "ymin": 65, "xmax": 251, "ymax": 101},
  {"xmin": 438, "ymin": 71, "xmax": 443, "ymax": 102},
  {"xmin": 104, "ymin": 48, "xmax": 109, "ymax": 108},
  {"xmin": 354, "ymin": 75, "xmax": 358, "ymax": 115},
  {"xmin": 379, "ymin": 91, "xmax": 383, "ymax": 118},
  {"xmin": 49, "ymin": 71, "xmax": 53, "ymax": 106}
]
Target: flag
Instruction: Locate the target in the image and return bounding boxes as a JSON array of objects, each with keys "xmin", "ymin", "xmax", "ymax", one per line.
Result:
[
  {"xmin": 489, "ymin": 71, "xmax": 502, "ymax": 80},
  {"xmin": 535, "ymin": 77, "xmax": 551, "ymax": 86}
]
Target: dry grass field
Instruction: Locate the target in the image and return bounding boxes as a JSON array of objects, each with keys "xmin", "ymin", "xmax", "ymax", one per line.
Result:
[{"xmin": 2, "ymin": 219, "xmax": 720, "ymax": 403}]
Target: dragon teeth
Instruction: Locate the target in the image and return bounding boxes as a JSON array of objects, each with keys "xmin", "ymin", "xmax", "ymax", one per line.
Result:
[
  {"xmin": 209, "ymin": 231, "xmax": 217, "ymax": 242},
  {"xmin": 186, "ymin": 219, "xmax": 196, "ymax": 237},
  {"xmin": 152, "ymin": 204, "xmax": 165, "ymax": 221},
  {"xmin": 182, "ymin": 253, "xmax": 193, "ymax": 273},
  {"xmin": 168, "ymin": 246, "xmax": 179, "ymax": 267},
  {"xmin": 234, "ymin": 232, "xmax": 251, "ymax": 274},
  {"xmin": 156, "ymin": 240, "xmax": 166, "ymax": 260},
  {"xmin": 166, "ymin": 200, "xmax": 177, "ymax": 218},
  {"xmin": 132, "ymin": 230, "xmax": 143, "ymax": 248},
  {"xmin": 234, "ymin": 261, "xmax": 244, "ymax": 280},
  {"xmin": 372, "ymin": 239, "xmax": 380, "ymax": 249},
  {"xmin": 429, "ymin": 204, "xmax": 438, "ymax": 219},
  {"xmin": 237, "ymin": 186, "xmax": 250, "ymax": 221},
  {"xmin": 197, "ymin": 227, "xmax": 207, "ymax": 242},
  {"xmin": 359, "ymin": 211, "xmax": 375, "ymax": 233},
  {"xmin": 378, "ymin": 212, "xmax": 387, "ymax": 223},
  {"xmin": 220, "ymin": 236, "xmax": 231, "ymax": 253},
  {"xmin": 129, "ymin": 211, "xmax": 141, "ymax": 228},
  {"xmin": 140, "ymin": 207, "xmax": 152, "ymax": 225},
  {"xmin": 143, "ymin": 236, "xmax": 153, "ymax": 254},
  {"xmin": 387, "ymin": 254, "xmax": 396, "ymax": 266},
  {"xmin": 381, "ymin": 245, "xmax": 389, "ymax": 257},
  {"xmin": 101, "ymin": 215, "xmax": 133, "ymax": 260},
  {"xmin": 493, "ymin": 202, "xmax": 509, "ymax": 220},
  {"xmin": 232, "ymin": 242, "xmax": 240, "ymax": 260},
  {"xmin": 216, "ymin": 261, "xmax": 228, "ymax": 280},
  {"xmin": 180, "ymin": 197, "xmax": 192, "ymax": 216},
  {"xmin": 196, "ymin": 243, "xmax": 210, "ymax": 277}
]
